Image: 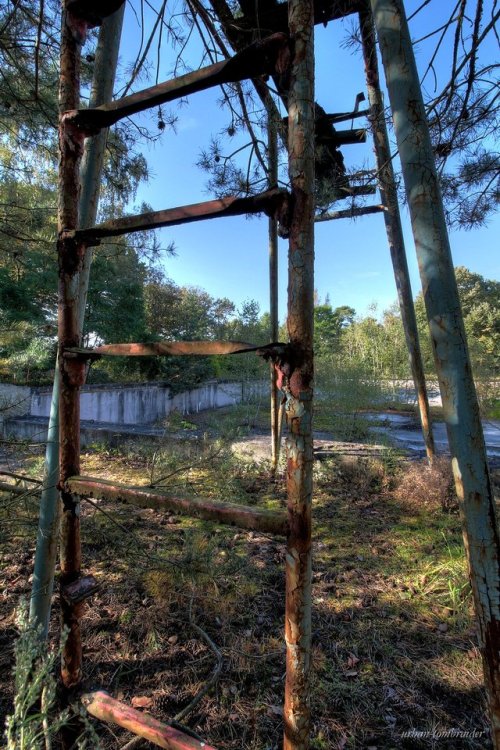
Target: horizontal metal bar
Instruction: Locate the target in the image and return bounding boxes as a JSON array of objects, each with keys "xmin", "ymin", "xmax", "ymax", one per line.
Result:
[
  {"xmin": 315, "ymin": 204, "xmax": 386, "ymax": 222},
  {"xmin": 82, "ymin": 691, "xmax": 216, "ymax": 750},
  {"xmin": 63, "ymin": 33, "xmax": 290, "ymax": 132},
  {"xmin": 323, "ymin": 108, "xmax": 371, "ymax": 124},
  {"xmin": 68, "ymin": 477, "xmax": 289, "ymax": 536},
  {"xmin": 340, "ymin": 185, "xmax": 377, "ymax": 196},
  {"xmin": 237, "ymin": 0, "xmax": 363, "ymax": 32},
  {"xmin": 67, "ymin": 188, "xmax": 291, "ymax": 244},
  {"xmin": 0, "ymin": 481, "xmax": 37, "ymax": 496},
  {"xmin": 323, "ymin": 128, "xmax": 367, "ymax": 145},
  {"xmin": 64, "ymin": 339, "xmax": 284, "ymax": 358}
]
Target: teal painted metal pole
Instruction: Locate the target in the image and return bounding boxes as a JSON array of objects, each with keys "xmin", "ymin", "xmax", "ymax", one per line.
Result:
[
  {"xmin": 268, "ymin": 110, "xmax": 280, "ymax": 471},
  {"xmin": 371, "ymin": 0, "xmax": 500, "ymax": 744},
  {"xmin": 29, "ymin": 6, "xmax": 125, "ymax": 639},
  {"xmin": 359, "ymin": 4, "xmax": 435, "ymax": 464}
]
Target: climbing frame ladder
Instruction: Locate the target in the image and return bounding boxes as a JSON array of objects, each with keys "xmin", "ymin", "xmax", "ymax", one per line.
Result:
[
  {"xmin": 56, "ymin": 0, "xmax": 500, "ymax": 748},
  {"xmin": 57, "ymin": 1, "xmax": 315, "ymax": 748}
]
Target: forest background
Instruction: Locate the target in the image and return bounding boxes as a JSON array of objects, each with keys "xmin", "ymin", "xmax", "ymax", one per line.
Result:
[{"xmin": 0, "ymin": 0, "xmax": 498, "ymax": 402}]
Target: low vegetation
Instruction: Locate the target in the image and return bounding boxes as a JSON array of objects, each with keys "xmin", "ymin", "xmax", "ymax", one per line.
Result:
[{"xmin": 1, "ymin": 401, "xmax": 498, "ymax": 749}]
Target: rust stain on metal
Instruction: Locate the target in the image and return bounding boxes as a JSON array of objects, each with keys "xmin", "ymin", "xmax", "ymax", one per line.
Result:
[
  {"xmin": 82, "ymin": 691, "xmax": 216, "ymax": 749},
  {"xmin": 69, "ymin": 188, "xmax": 291, "ymax": 244},
  {"xmin": 65, "ymin": 33, "xmax": 291, "ymax": 132},
  {"xmin": 67, "ymin": 476, "xmax": 288, "ymax": 536}
]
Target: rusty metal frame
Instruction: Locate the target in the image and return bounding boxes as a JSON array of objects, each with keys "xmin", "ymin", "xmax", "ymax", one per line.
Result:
[
  {"xmin": 68, "ymin": 476, "xmax": 288, "ymax": 535},
  {"xmin": 65, "ymin": 32, "xmax": 291, "ymax": 133},
  {"xmin": 58, "ymin": 0, "xmax": 88, "ymax": 693},
  {"xmin": 68, "ymin": 188, "xmax": 291, "ymax": 244},
  {"xmin": 282, "ymin": 2, "xmax": 315, "ymax": 748},
  {"xmin": 82, "ymin": 691, "xmax": 216, "ymax": 750}
]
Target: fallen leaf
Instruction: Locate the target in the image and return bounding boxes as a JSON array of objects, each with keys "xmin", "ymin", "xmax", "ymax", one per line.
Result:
[
  {"xmin": 131, "ymin": 696, "xmax": 152, "ymax": 708},
  {"xmin": 347, "ymin": 653, "xmax": 360, "ymax": 668},
  {"xmin": 345, "ymin": 670, "xmax": 359, "ymax": 678},
  {"xmin": 266, "ymin": 704, "xmax": 283, "ymax": 716}
]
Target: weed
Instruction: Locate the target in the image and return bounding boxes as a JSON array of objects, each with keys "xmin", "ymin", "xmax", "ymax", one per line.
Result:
[
  {"xmin": 4, "ymin": 601, "xmax": 99, "ymax": 750},
  {"xmin": 393, "ymin": 457, "xmax": 457, "ymax": 512}
]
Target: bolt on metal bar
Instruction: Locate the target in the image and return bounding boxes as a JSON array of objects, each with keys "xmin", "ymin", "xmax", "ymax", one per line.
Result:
[
  {"xmin": 69, "ymin": 188, "xmax": 291, "ymax": 244},
  {"xmin": 371, "ymin": 0, "xmax": 500, "ymax": 744},
  {"xmin": 359, "ymin": 4, "xmax": 435, "ymax": 463},
  {"xmin": 64, "ymin": 33, "xmax": 291, "ymax": 132},
  {"xmin": 283, "ymin": 0, "xmax": 315, "ymax": 747},
  {"xmin": 68, "ymin": 477, "xmax": 288, "ymax": 535}
]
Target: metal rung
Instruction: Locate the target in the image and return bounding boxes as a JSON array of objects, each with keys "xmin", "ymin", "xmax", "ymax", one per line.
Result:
[
  {"xmin": 63, "ymin": 33, "xmax": 290, "ymax": 133},
  {"xmin": 82, "ymin": 691, "xmax": 216, "ymax": 750},
  {"xmin": 63, "ymin": 339, "xmax": 288, "ymax": 359},
  {"xmin": 315, "ymin": 204, "xmax": 386, "ymax": 222},
  {"xmin": 65, "ymin": 188, "xmax": 291, "ymax": 245},
  {"xmin": 236, "ymin": 0, "xmax": 363, "ymax": 32},
  {"xmin": 321, "ymin": 128, "xmax": 367, "ymax": 145},
  {"xmin": 323, "ymin": 108, "xmax": 370, "ymax": 124},
  {"xmin": 68, "ymin": 476, "xmax": 288, "ymax": 537},
  {"xmin": 340, "ymin": 185, "xmax": 377, "ymax": 196}
]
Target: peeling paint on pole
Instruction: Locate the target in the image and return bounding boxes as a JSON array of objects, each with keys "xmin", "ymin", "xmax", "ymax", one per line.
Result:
[
  {"xmin": 58, "ymin": 0, "xmax": 86, "ymax": 690},
  {"xmin": 284, "ymin": 1, "xmax": 314, "ymax": 748},
  {"xmin": 359, "ymin": 4, "xmax": 435, "ymax": 464},
  {"xmin": 371, "ymin": 0, "xmax": 500, "ymax": 743},
  {"xmin": 268, "ymin": 110, "xmax": 280, "ymax": 470}
]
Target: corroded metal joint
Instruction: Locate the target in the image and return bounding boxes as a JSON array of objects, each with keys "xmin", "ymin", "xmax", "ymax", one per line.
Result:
[
  {"xmin": 61, "ymin": 355, "xmax": 87, "ymax": 387},
  {"xmin": 67, "ymin": 0, "xmax": 125, "ymax": 30},
  {"xmin": 266, "ymin": 190, "xmax": 292, "ymax": 238},
  {"xmin": 258, "ymin": 343, "xmax": 311, "ymax": 399},
  {"xmin": 57, "ymin": 234, "xmax": 86, "ymax": 276}
]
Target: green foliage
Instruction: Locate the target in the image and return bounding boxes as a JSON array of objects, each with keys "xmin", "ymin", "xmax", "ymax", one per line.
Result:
[
  {"xmin": 4, "ymin": 600, "xmax": 100, "ymax": 750},
  {"xmin": 415, "ymin": 266, "xmax": 500, "ymax": 378}
]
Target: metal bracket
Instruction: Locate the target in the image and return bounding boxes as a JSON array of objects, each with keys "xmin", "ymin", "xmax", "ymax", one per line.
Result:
[{"xmin": 61, "ymin": 575, "xmax": 100, "ymax": 605}]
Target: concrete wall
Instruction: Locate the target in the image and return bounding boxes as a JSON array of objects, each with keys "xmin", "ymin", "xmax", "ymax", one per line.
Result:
[
  {"xmin": 27, "ymin": 379, "xmax": 268, "ymax": 426},
  {"xmin": 30, "ymin": 383, "xmax": 171, "ymax": 425},
  {"xmin": 0, "ymin": 384, "xmax": 32, "ymax": 425}
]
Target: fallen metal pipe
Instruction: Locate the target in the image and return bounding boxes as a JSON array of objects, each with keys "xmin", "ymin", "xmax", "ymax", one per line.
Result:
[
  {"xmin": 68, "ymin": 476, "xmax": 288, "ymax": 536},
  {"xmin": 82, "ymin": 691, "xmax": 216, "ymax": 750}
]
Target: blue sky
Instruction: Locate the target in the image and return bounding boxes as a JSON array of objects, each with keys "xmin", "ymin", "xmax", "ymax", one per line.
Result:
[{"xmin": 116, "ymin": 1, "xmax": 499, "ymax": 322}]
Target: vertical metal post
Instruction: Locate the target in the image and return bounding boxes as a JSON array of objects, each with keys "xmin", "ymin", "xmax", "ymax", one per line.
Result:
[
  {"xmin": 30, "ymin": 6, "xmax": 125, "ymax": 640},
  {"xmin": 58, "ymin": 0, "xmax": 86, "ymax": 690},
  {"xmin": 359, "ymin": 4, "xmax": 435, "ymax": 464},
  {"xmin": 284, "ymin": 1, "xmax": 314, "ymax": 748},
  {"xmin": 371, "ymin": 1, "xmax": 500, "ymax": 744},
  {"xmin": 268, "ymin": 110, "xmax": 280, "ymax": 471}
]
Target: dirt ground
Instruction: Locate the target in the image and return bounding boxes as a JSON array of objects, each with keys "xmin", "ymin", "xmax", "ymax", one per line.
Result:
[{"xmin": 1, "ymin": 419, "xmax": 498, "ymax": 749}]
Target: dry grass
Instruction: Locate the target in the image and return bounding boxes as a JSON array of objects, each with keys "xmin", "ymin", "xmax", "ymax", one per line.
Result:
[
  {"xmin": 0, "ymin": 431, "xmax": 492, "ymax": 749},
  {"xmin": 393, "ymin": 456, "xmax": 458, "ymax": 512}
]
